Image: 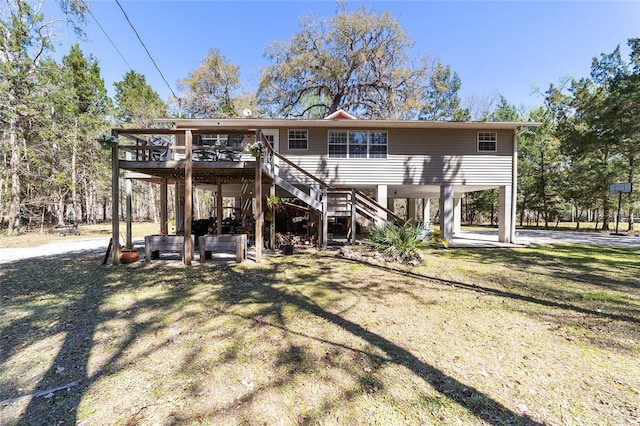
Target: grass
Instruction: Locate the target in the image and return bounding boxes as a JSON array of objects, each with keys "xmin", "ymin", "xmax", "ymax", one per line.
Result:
[{"xmin": 0, "ymin": 236, "xmax": 639, "ymax": 425}]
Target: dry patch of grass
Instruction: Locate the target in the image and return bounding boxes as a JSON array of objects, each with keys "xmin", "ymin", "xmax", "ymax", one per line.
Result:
[
  {"xmin": 1, "ymin": 243, "xmax": 638, "ymax": 425},
  {"xmin": 0, "ymin": 222, "xmax": 158, "ymax": 249}
]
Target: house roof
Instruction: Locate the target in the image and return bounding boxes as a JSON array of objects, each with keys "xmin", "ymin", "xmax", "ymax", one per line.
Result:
[{"xmin": 157, "ymin": 118, "xmax": 539, "ymax": 131}]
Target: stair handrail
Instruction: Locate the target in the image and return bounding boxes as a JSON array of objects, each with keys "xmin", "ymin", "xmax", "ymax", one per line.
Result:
[
  {"xmin": 260, "ymin": 135, "xmax": 328, "ymax": 188},
  {"xmin": 353, "ymin": 189, "xmax": 404, "ymax": 223},
  {"xmin": 327, "ymin": 188, "xmax": 404, "ymax": 224}
]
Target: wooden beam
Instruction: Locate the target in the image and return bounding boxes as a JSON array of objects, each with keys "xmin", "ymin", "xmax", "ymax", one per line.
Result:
[
  {"xmin": 126, "ymin": 179, "xmax": 132, "ymax": 248},
  {"xmin": 350, "ymin": 189, "xmax": 357, "ymax": 244},
  {"xmin": 254, "ymin": 131, "xmax": 263, "ymax": 263},
  {"xmin": 269, "ymin": 183, "xmax": 276, "ymax": 250},
  {"xmin": 321, "ymin": 187, "xmax": 328, "ymax": 249},
  {"xmin": 160, "ymin": 178, "xmax": 168, "ymax": 234},
  {"xmin": 216, "ymin": 180, "xmax": 223, "ymax": 235},
  {"xmin": 111, "ymin": 138, "xmax": 120, "ymax": 265},
  {"xmin": 184, "ymin": 130, "xmax": 193, "ymax": 265}
]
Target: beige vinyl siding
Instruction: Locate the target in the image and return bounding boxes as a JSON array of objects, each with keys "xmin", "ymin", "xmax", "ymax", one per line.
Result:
[{"xmin": 276, "ymin": 126, "xmax": 514, "ymax": 187}]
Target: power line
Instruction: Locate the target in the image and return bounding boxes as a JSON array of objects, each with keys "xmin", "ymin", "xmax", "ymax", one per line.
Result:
[
  {"xmin": 114, "ymin": 0, "xmax": 178, "ymax": 99},
  {"xmin": 87, "ymin": 6, "xmax": 133, "ymax": 72}
]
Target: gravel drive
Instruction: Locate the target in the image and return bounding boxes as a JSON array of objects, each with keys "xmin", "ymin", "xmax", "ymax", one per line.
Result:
[{"xmin": 0, "ymin": 238, "xmax": 112, "ymax": 264}]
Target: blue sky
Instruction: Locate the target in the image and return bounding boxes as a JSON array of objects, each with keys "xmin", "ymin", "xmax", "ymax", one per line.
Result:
[{"xmin": 45, "ymin": 0, "xmax": 639, "ymax": 112}]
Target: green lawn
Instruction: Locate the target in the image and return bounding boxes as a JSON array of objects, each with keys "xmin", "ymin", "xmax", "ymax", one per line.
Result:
[{"xmin": 1, "ymin": 240, "xmax": 638, "ymax": 425}]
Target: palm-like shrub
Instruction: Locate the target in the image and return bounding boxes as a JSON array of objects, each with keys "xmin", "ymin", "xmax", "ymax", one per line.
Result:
[{"xmin": 365, "ymin": 221, "xmax": 427, "ymax": 265}]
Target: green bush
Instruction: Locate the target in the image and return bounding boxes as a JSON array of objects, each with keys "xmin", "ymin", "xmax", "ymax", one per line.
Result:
[{"xmin": 365, "ymin": 221, "xmax": 427, "ymax": 265}]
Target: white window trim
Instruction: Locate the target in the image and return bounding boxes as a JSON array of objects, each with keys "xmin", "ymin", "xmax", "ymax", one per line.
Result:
[
  {"xmin": 288, "ymin": 129, "xmax": 309, "ymax": 150},
  {"xmin": 327, "ymin": 130, "xmax": 388, "ymax": 159},
  {"xmin": 477, "ymin": 131, "xmax": 497, "ymax": 152}
]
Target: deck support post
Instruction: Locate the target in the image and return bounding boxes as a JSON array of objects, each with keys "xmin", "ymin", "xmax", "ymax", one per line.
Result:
[
  {"xmin": 321, "ymin": 187, "xmax": 328, "ymax": 249},
  {"xmin": 160, "ymin": 178, "xmax": 168, "ymax": 234},
  {"xmin": 350, "ymin": 189, "xmax": 357, "ymax": 244},
  {"xmin": 254, "ymin": 130, "xmax": 263, "ymax": 263},
  {"xmin": 184, "ymin": 130, "xmax": 193, "ymax": 265},
  {"xmin": 111, "ymin": 134, "xmax": 120, "ymax": 265},
  {"xmin": 269, "ymin": 183, "xmax": 276, "ymax": 249},
  {"xmin": 216, "ymin": 180, "xmax": 223, "ymax": 235},
  {"xmin": 126, "ymin": 178, "xmax": 132, "ymax": 249}
]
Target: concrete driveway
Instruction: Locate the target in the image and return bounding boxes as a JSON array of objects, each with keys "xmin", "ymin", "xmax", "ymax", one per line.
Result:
[{"xmin": 451, "ymin": 229, "xmax": 640, "ymax": 249}]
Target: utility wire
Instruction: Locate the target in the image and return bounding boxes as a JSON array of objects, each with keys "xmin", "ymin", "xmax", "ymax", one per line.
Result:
[
  {"xmin": 114, "ymin": 0, "xmax": 178, "ymax": 99},
  {"xmin": 87, "ymin": 6, "xmax": 133, "ymax": 72}
]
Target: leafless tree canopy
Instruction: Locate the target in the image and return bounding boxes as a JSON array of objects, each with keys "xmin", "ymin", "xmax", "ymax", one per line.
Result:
[{"xmin": 257, "ymin": 5, "xmax": 436, "ymax": 119}]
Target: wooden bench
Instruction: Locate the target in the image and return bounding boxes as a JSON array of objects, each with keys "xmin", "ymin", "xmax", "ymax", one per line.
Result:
[
  {"xmin": 198, "ymin": 234, "xmax": 246, "ymax": 263},
  {"xmin": 145, "ymin": 235, "xmax": 194, "ymax": 262}
]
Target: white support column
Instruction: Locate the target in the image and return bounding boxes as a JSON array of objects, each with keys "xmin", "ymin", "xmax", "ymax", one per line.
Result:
[
  {"xmin": 511, "ymin": 131, "xmax": 519, "ymax": 243},
  {"xmin": 408, "ymin": 198, "xmax": 416, "ymax": 224},
  {"xmin": 453, "ymin": 197, "xmax": 462, "ymax": 235},
  {"xmin": 423, "ymin": 198, "xmax": 431, "ymax": 228},
  {"xmin": 439, "ymin": 185, "xmax": 454, "ymax": 242},
  {"xmin": 499, "ymin": 185, "xmax": 512, "ymax": 243},
  {"xmin": 377, "ymin": 185, "xmax": 388, "ymax": 222}
]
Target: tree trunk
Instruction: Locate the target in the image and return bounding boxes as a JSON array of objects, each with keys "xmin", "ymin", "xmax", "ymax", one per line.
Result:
[
  {"xmin": 627, "ymin": 156, "xmax": 635, "ymax": 232},
  {"xmin": 148, "ymin": 182, "xmax": 159, "ymax": 223},
  {"xmin": 8, "ymin": 118, "xmax": 21, "ymax": 234},
  {"xmin": 71, "ymin": 120, "xmax": 81, "ymax": 225},
  {"xmin": 57, "ymin": 194, "xmax": 66, "ymax": 227},
  {"xmin": 602, "ymin": 194, "xmax": 610, "ymax": 231}
]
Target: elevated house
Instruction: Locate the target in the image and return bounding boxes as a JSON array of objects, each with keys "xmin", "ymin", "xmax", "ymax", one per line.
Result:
[{"xmin": 109, "ymin": 110, "xmax": 536, "ymax": 264}]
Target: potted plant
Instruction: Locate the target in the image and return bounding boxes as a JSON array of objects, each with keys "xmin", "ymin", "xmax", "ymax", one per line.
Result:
[
  {"xmin": 96, "ymin": 133, "xmax": 119, "ymax": 150},
  {"xmin": 276, "ymin": 232, "xmax": 296, "ymax": 255},
  {"xmin": 119, "ymin": 242, "xmax": 139, "ymax": 263},
  {"xmin": 266, "ymin": 195, "xmax": 284, "ymax": 211},
  {"xmin": 246, "ymin": 141, "xmax": 263, "ymax": 158}
]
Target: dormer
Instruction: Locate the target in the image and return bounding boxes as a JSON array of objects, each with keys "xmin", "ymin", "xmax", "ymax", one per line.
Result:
[{"xmin": 324, "ymin": 109, "xmax": 357, "ymax": 120}]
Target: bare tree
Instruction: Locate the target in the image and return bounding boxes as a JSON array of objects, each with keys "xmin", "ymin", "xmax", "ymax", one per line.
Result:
[
  {"xmin": 257, "ymin": 3, "xmax": 437, "ymax": 119},
  {"xmin": 177, "ymin": 49, "xmax": 241, "ymax": 118}
]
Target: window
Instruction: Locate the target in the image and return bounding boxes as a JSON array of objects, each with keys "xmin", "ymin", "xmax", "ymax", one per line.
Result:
[
  {"xmin": 349, "ymin": 131, "xmax": 368, "ymax": 158},
  {"xmin": 327, "ymin": 130, "xmax": 387, "ymax": 159},
  {"xmin": 288, "ymin": 130, "xmax": 308, "ymax": 150},
  {"xmin": 328, "ymin": 131, "xmax": 347, "ymax": 158},
  {"xmin": 477, "ymin": 132, "xmax": 497, "ymax": 152},
  {"xmin": 369, "ymin": 131, "xmax": 388, "ymax": 158}
]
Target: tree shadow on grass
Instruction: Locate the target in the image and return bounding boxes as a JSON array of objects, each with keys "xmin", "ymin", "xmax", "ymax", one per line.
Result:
[
  {"xmin": 212, "ymin": 258, "xmax": 543, "ymax": 425},
  {"xmin": 340, "ymin": 253, "xmax": 640, "ymax": 355},
  {"xmin": 420, "ymin": 248, "xmax": 640, "ymax": 324},
  {"xmin": 0, "ymin": 251, "xmax": 195, "ymax": 425},
  {"xmin": 447, "ymin": 245, "xmax": 640, "ymax": 292}
]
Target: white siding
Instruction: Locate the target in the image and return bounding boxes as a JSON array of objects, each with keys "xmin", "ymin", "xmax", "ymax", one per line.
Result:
[{"xmin": 275, "ymin": 127, "xmax": 514, "ymax": 187}]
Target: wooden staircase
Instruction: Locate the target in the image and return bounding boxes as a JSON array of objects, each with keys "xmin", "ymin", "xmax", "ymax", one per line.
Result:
[{"xmin": 260, "ymin": 138, "xmax": 404, "ymax": 245}]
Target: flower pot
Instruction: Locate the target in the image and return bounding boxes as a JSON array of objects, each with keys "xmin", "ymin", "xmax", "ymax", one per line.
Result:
[
  {"xmin": 119, "ymin": 249, "xmax": 139, "ymax": 264},
  {"xmin": 281, "ymin": 244, "xmax": 294, "ymax": 255}
]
